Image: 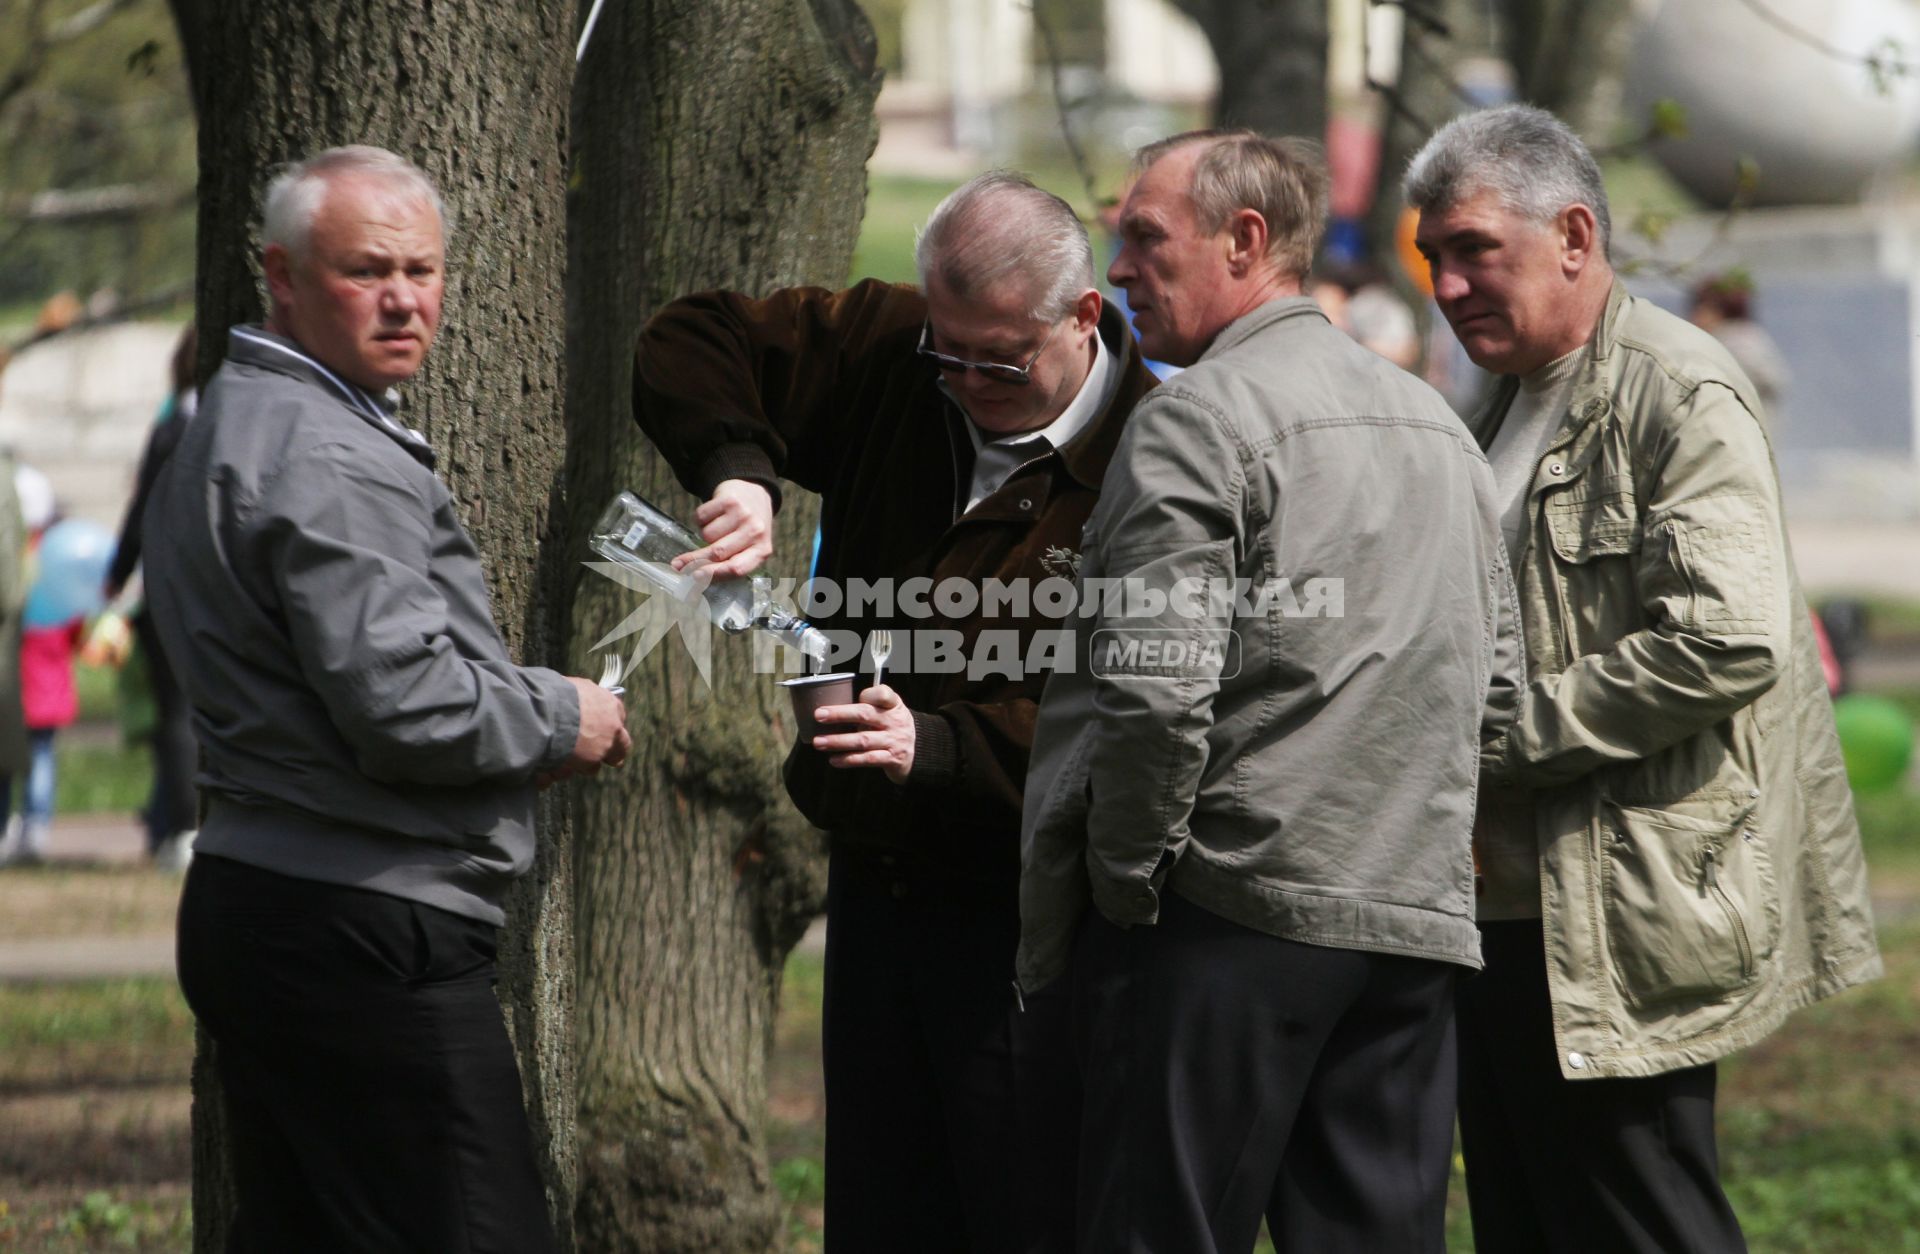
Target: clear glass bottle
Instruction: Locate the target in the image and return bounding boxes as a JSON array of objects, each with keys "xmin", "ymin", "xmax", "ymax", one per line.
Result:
[{"xmin": 589, "ymin": 491, "xmax": 830, "ymax": 666}]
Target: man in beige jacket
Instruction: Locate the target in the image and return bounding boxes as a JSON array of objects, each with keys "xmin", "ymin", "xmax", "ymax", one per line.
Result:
[{"xmin": 1408, "ymin": 104, "xmax": 1881, "ymax": 1253}]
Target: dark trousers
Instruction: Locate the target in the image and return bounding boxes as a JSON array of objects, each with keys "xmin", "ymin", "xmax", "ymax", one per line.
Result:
[
  {"xmin": 1072, "ymin": 890, "xmax": 1459, "ymax": 1254},
  {"xmin": 822, "ymin": 851, "xmax": 1080, "ymax": 1253},
  {"xmin": 1457, "ymin": 920, "xmax": 1748, "ymax": 1253},
  {"xmin": 176, "ymin": 855, "xmax": 556, "ymax": 1254}
]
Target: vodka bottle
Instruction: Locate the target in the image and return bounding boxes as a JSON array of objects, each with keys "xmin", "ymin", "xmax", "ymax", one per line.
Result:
[{"xmin": 589, "ymin": 491, "xmax": 831, "ymax": 666}]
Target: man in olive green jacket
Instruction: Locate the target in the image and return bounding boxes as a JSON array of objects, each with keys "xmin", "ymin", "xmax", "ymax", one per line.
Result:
[{"xmin": 1409, "ymin": 104, "xmax": 1880, "ymax": 1254}]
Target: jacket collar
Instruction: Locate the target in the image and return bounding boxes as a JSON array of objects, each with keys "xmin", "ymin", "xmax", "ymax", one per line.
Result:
[
  {"xmin": 1197, "ymin": 294, "xmax": 1327, "ymax": 363},
  {"xmin": 1051, "ymin": 300, "xmax": 1159, "ymax": 491},
  {"xmin": 226, "ymin": 326, "xmax": 438, "ymax": 468},
  {"xmin": 1467, "ymin": 280, "xmax": 1629, "ymax": 459}
]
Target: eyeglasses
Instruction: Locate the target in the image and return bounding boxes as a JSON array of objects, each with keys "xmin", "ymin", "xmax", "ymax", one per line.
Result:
[{"xmin": 915, "ymin": 319, "xmax": 1061, "ymax": 386}]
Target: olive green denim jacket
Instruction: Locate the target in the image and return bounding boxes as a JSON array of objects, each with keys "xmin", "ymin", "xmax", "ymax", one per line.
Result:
[
  {"xmin": 1018, "ymin": 298, "xmax": 1521, "ymax": 991},
  {"xmin": 1475, "ymin": 283, "xmax": 1881, "ymax": 1080}
]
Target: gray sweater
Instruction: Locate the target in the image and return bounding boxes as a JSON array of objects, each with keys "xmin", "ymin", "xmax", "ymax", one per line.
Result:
[{"xmin": 142, "ymin": 327, "xmax": 579, "ymax": 923}]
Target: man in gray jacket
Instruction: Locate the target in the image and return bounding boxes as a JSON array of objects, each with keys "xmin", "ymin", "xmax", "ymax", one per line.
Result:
[
  {"xmin": 1019, "ymin": 131, "xmax": 1519, "ymax": 1252},
  {"xmin": 144, "ymin": 146, "xmax": 629, "ymax": 1251}
]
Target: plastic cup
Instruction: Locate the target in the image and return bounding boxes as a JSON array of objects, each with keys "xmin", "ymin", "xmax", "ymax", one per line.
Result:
[{"xmin": 780, "ymin": 673, "xmax": 858, "ymax": 742}]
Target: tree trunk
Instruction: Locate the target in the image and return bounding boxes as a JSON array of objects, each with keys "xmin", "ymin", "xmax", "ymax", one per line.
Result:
[
  {"xmin": 163, "ymin": 1, "xmax": 576, "ymax": 1247},
  {"xmin": 1499, "ymin": 0, "xmax": 1635, "ymax": 139},
  {"xmin": 565, "ymin": 0, "xmax": 878, "ymax": 1248},
  {"xmin": 1167, "ymin": 0, "xmax": 1328, "ymax": 141},
  {"xmin": 1364, "ymin": 0, "xmax": 1497, "ymax": 272}
]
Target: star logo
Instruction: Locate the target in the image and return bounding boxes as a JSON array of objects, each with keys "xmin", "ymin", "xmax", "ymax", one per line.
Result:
[{"xmin": 584, "ymin": 560, "xmax": 720, "ymax": 688}]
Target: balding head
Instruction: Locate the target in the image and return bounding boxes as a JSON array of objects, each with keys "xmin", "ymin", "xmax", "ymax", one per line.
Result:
[{"xmin": 915, "ymin": 172, "xmax": 1096, "ymax": 323}]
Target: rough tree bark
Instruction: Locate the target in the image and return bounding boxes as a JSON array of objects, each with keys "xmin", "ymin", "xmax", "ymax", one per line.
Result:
[
  {"xmin": 1167, "ymin": 0, "xmax": 1329, "ymax": 141},
  {"xmin": 1365, "ymin": 0, "xmax": 1497, "ymax": 270},
  {"xmin": 565, "ymin": 0, "xmax": 878, "ymax": 1247},
  {"xmin": 1498, "ymin": 0, "xmax": 1635, "ymax": 139},
  {"xmin": 161, "ymin": 1, "xmax": 576, "ymax": 1247}
]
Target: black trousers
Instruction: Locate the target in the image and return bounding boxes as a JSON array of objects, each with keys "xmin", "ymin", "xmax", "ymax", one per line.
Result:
[
  {"xmin": 1072, "ymin": 890, "xmax": 1459, "ymax": 1254},
  {"xmin": 176, "ymin": 855, "xmax": 556, "ymax": 1254},
  {"xmin": 1457, "ymin": 919, "xmax": 1748, "ymax": 1253},
  {"xmin": 822, "ymin": 850, "xmax": 1080, "ymax": 1253}
]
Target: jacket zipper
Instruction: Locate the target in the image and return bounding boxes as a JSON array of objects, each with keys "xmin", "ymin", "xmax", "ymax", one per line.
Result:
[{"xmin": 1702, "ymin": 845, "xmax": 1755, "ymax": 980}]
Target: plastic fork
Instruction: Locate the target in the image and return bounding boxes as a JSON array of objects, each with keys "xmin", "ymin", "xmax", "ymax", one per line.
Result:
[
  {"xmin": 868, "ymin": 628, "xmax": 894, "ymax": 687},
  {"xmin": 596, "ymin": 651, "xmax": 625, "ymax": 695}
]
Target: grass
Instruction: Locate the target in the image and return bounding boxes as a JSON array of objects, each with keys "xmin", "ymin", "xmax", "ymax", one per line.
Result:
[
  {"xmin": 0, "ymin": 866, "xmax": 179, "ymax": 942},
  {"xmin": 0, "ymin": 979, "xmax": 194, "ymax": 1252},
  {"xmin": 1718, "ymin": 916, "xmax": 1920, "ymax": 1253},
  {"xmin": 53, "ymin": 740, "xmax": 152, "ymax": 818},
  {"xmin": 0, "ymin": 980, "xmax": 193, "ymax": 1092},
  {"xmin": 849, "ymin": 175, "xmax": 954, "ymax": 286}
]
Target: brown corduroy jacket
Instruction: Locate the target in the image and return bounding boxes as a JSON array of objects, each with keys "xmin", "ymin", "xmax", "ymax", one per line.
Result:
[{"xmin": 634, "ymin": 279, "xmax": 1157, "ymax": 889}]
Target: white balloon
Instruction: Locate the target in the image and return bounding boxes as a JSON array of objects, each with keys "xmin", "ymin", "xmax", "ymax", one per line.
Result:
[{"xmin": 1625, "ymin": 0, "xmax": 1920, "ymax": 205}]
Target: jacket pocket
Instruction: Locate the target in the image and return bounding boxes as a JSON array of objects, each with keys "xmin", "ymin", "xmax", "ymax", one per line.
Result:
[
  {"xmin": 1545, "ymin": 480, "xmax": 1638, "ymax": 562},
  {"xmin": 1600, "ymin": 801, "xmax": 1772, "ymax": 1009}
]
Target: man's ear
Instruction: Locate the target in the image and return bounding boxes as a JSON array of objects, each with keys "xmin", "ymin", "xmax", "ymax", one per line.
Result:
[
  {"xmin": 1073, "ymin": 287, "xmax": 1102, "ymax": 334},
  {"xmin": 263, "ymin": 243, "xmax": 296, "ymax": 311},
  {"xmin": 1225, "ymin": 207, "xmax": 1270, "ymax": 277},
  {"xmin": 1561, "ymin": 204, "xmax": 1600, "ymax": 275}
]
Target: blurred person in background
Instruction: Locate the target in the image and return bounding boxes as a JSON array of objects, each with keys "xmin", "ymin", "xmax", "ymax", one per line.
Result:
[
  {"xmin": 1313, "ymin": 264, "xmax": 1423, "ymax": 371},
  {"xmin": 1347, "ymin": 282, "xmax": 1422, "ymax": 370},
  {"xmin": 0, "ymin": 482, "xmax": 78, "ymax": 867},
  {"xmin": 0, "ymin": 355, "xmax": 30, "ymax": 866},
  {"xmin": 106, "ymin": 323, "xmax": 201, "ymax": 870},
  {"xmin": 1689, "ymin": 271, "xmax": 1790, "ymax": 420}
]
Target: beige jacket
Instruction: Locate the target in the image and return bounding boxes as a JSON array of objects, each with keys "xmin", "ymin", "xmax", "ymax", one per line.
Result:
[{"xmin": 1475, "ymin": 283, "xmax": 1881, "ymax": 1080}]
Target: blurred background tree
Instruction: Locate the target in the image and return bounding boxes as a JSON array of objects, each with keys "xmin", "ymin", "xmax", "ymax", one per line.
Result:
[{"xmin": 0, "ymin": 0, "xmax": 194, "ymax": 320}]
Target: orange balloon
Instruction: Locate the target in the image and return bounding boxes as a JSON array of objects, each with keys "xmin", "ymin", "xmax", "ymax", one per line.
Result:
[{"xmin": 1395, "ymin": 206, "xmax": 1433, "ymax": 298}]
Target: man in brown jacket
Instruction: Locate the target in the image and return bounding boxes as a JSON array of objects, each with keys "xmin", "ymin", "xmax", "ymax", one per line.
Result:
[{"xmin": 632, "ymin": 171, "xmax": 1156, "ymax": 1253}]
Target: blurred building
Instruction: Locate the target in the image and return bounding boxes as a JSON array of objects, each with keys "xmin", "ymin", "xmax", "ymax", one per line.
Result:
[
  {"xmin": 871, "ymin": 0, "xmax": 1217, "ymax": 176},
  {"xmin": 0, "ymin": 323, "xmax": 176, "ymax": 529}
]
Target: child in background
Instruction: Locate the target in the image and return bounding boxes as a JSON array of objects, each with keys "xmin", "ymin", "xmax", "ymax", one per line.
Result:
[
  {"xmin": 5, "ymin": 613, "xmax": 82, "ymax": 864},
  {"xmin": 0, "ymin": 472, "xmax": 75, "ymax": 867}
]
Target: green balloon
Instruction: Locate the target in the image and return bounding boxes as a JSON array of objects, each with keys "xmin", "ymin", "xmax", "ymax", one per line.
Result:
[{"xmin": 1832, "ymin": 694, "xmax": 1915, "ymax": 794}]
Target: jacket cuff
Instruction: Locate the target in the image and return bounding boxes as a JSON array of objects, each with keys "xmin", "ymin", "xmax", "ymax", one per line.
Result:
[
  {"xmin": 529, "ymin": 667, "xmax": 581, "ymax": 772},
  {"xmin": 1089, "ymin": 873, "xmax": 1160, "ymax": 927},
  {"xmin": 1480, "ymin": 728, "xmax": 1518, "ymax": 781},
  {"xmin": 906, "ymin": 710, "xmax": 961, "ymax": 788},
  {"xmin": 695, "ymin": 444, "xmax": 783, "ymax": 514}
]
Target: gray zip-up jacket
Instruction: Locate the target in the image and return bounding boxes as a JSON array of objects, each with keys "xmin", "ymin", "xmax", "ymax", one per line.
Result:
[
  {"xmin": 1018, "ymin": 298, "xmax": 1521, "ymax": 990},
  {"xmin": 142, "ymin": 327, "xmax": 579, "ymax": 924}
]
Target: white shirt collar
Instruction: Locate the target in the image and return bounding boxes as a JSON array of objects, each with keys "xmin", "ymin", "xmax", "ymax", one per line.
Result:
[{"xmin": 950, "ymin": 331, "xmax": 1116, "ymax": 515}]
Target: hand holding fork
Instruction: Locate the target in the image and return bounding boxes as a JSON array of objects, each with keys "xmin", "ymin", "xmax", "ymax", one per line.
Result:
[{"xmin": 867, "ymin": 628, "xmax": 893, "ymax": 689}]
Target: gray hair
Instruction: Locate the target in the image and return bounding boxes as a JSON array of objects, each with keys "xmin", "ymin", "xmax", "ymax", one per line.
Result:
[
  {"xmin": 262, "ymin": 146, "xmax": 448, "ymax": 261},
  {"xmin": 1134, "ymin": 130, "xmax": 1330, "ymax": 280},
  {"xmin": 914, "ymin": 171, "xmax": 1095, "ymax": 323},
  {"xmin": 1403, "ymin": 104, "xmax": 1611, "ymax": 256}
]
